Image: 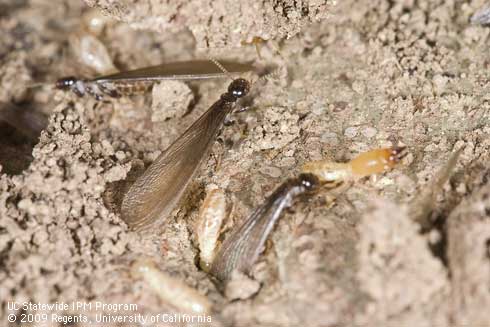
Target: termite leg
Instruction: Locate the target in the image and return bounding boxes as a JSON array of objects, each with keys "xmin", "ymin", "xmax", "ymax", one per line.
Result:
[
  {"xmin": 98, "ymin": 83, "xmax": 121, "ymax": 98},
  {"xmin": 241, "ymin": 36, "xmax": 266, "ymax": 60},
  {"xmin": 223, "ymin": 116, "xmax": 235, "ymax": 126},
  {"xmin": 301, "ymin": 160, "xmax": 350, "ymax": 185},
  {"xmin": 235, "ymin": 105, "xmax": 251, "ymax": 113}
]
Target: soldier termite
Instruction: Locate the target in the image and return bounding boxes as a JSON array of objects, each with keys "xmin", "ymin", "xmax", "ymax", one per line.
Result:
[
  {"xmin": 210, "ymin": 147, "xmax": 406, "ymax": 281},
  {"xmin": 302, "ymin": 147, "xmax": 407, "ymax": 186},
  {"xmin": 121, "ymin": 63, "xmax": 253, "ymax": 231},
  {"xmin": 53, "ymin": 60, "xmax": 254, "ymax": 100}
]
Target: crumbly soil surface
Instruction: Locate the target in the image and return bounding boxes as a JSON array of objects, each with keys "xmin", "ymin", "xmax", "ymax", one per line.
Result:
[{"xmin": 1, "ymin": 0, "xmax": 490, "ymax": 326}]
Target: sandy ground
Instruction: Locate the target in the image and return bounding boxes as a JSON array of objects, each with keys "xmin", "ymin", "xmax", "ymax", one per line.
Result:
[{"xmin": 1, "ymin": 0, "xmax": 490, "ymax": 326}]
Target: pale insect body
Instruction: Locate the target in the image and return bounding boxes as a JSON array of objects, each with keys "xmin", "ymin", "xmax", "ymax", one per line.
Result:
[
  {"xmin": 69, "ymin": 8, "xmax": 116, "ymax": 78},
  {"xmin": 196, "ymin": 186, "xmax": 228, "ymax": 271},
  {"xmin": 82, "ymin": 8, "xmax": 113, "ymax": 36},
  {"xmin": 69, "ymin": 31, "xmax": 117, "ymax": 76},
  {"xmin": 131, "ymin": 258, "xmax": 212, "ymax": 314},
  {"xmin": 302, "ymin": 147, "xmax": 406, "ymax": 185}
]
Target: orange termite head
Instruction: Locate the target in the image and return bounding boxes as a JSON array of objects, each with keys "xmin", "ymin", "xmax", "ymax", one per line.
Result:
[{"xmin": 349, "ymin": 146, "xmax": 407, "ymax": 177}]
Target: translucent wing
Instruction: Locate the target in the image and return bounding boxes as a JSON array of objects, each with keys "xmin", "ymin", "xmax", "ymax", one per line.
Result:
[
  {"xmin": 210, "ymin": 181, "xmax": 295, "ymax": 281},
  {"xmin": 121, "ymin": 98, "xmax": 235, "ymax": 231},
  {"xmin": 471, "ymin": 4, "xmax": 490, "ymax": 25},
  {"xmin": 93, "ymin": 60, "xmax": 253, "ymax": 83}
]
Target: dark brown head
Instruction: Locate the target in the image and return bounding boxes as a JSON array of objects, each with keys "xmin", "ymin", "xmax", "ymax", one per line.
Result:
[
  {"xmin": 228, "ymin": 78, "xmax": 250, "ymax": 99},
  {"xmin": 55, "ymin": 76, "xmax": 77, "ymax": 90},
  {"xmin": 298, "ymin": 173, "xmax": 321, "ymax": 191}
]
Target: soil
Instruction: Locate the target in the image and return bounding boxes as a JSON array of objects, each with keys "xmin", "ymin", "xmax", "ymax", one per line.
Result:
[{"xmin": 1, "ymin": 0, "xmax": 490, "ymax": 326}]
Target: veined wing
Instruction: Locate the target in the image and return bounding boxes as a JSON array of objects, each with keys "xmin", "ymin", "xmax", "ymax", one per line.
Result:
[
  {"xmin": 93, "ymin": 60, "xmax": 253, "ymax": 83},
  {"xmin": 210, "ymin": 182, "xmax": 295, "ymax": 281},
  {"xmin": 121, "ymin": 98, "xmax": 234, "ymax": 231}
]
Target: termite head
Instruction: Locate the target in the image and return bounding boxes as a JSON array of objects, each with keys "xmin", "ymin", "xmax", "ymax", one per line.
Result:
[
  {"xmin": 388, "ymin": 146, "xmax": 408, "ymax": 166},
  {"xmin": 349, "ymin": 146, "xmax": 408, "ymax": 177},
  {"xmin": 55, "ymin": 76, "xmax": 78, "ymax": 90},
  {"xmin": 298, "ymin": 173, "xmax": 321, "ymax": 191},
  {"xmin": 228, "ymin": 78, "xmax": 250, "ymax": 99}
]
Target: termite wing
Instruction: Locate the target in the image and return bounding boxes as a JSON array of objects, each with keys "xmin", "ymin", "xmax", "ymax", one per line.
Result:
[
  {"xmin": 54, "ymin": 60, "xmax": 254, "ymax": 100},
  {"xmin": 210, "ymin": 173, "xmax": 321, "ymax": 281},
  {"xmin": 471, "ymin": 4, "xmax": 490, "ymax": 25},
  {"xmin": 120, "ymin": 78, "xmax": 251, "ymax": 231}
]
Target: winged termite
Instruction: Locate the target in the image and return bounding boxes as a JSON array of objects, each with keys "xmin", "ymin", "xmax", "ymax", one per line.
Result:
[
  {"xmin": 53, "ymin": 60, "xmax": 254, "ymax": 100},
  {"xmin": 120, "ymin": 76, "xmax": 251, "ymax": 231},
  {"xmin": 210, "ymin": 147, "xmax": 406, "ymax": 281},
  {"xmin": 210, "ymin": 173, "xmax": 320, "ymax": 281}
]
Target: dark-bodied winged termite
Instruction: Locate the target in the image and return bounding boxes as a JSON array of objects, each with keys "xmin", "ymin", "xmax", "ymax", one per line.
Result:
[
  {"xmin": 210, "ymin": 147, "xmax": 407, "ymax": 281},
  {"xmin": 210, "ymin": 173, "xmax": 320, "ymax": 281},
  {"xmin": 53, "ymin": 60, "xmax": 253, "ymax": 100},
  {"xmin": 121, "ymin": 74, "xmax": 251, "ymax": 231}
]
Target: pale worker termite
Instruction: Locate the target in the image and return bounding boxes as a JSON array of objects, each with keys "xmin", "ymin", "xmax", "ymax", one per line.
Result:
[
  {"xmin": 70, "ymin": 8, "xmax": 117, "ymax": 76},
  {"xmin": 131, "ymin": 258, "xmax": 212, "ymax": 315},
  {"xmin": 196, "ymin": 186, "xmax": 228, "ymax": 271},
  {"xmin": 69, "ymin": 32, "xmax": 117, "ymax": 76},
  {"xmin": 81, "ymin": 8, "xmax": 113, "ymax": 36}
]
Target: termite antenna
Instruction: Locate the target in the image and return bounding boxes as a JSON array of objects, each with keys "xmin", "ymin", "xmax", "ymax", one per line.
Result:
[
  {"xmin": 251, "ymin": 66, "xmax": 284, "ymax": 90},
  {"xmin": 26, "ymin": 81, "xmax": 52, "ymax": 89},
  {"xmin": 208, "ymin": 57, "xmax": 234, "ymax": 82},
  {"xmin": 267, "ymin": 39, "xmax": 286, "ymax": 62},
  {"xmin": 199, "ymin": 37, "xmax": 285, "ymax": 62}
]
